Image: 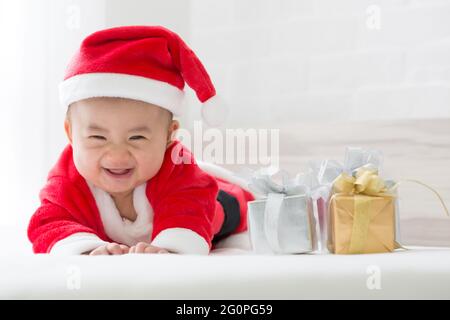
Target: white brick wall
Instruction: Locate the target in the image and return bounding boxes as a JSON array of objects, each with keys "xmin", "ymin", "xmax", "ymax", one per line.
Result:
[
  {"xmin": 309, "ymin": 50, "xmax": 406, "ymax": 90},
  {"xmin": 188, "ymin": 0, "xmax": 450, "ymax": 127}
]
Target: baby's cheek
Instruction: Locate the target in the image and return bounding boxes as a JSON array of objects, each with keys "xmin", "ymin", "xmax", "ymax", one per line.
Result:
[
  {"xmin": 138, "ymin": 152, "xmax": 165, "ymax": 180},
  {"xmin": 74, "ymin": 149, "xmax": 101, "ymax": 181}
]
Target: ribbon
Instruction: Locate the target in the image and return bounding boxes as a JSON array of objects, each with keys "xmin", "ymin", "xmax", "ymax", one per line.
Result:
[
  {"xmin": 308, "ymin": 146, "xmax": 384, "ymax": 195},
  {"xmin": 348, "ymin": 195, "xmax": 372, "ymax": 253},
  {"xmin": 245, "ymin": 166, "xmax": 311, "ymax": 197},
  {"xmin": 332, "ymin": 165, "xmax": 388, "ymax": 196},
  {"xmin": 263, "ymin": 193, "xmax": 285, "ymax": 253},
  {"xmin": 389, "ymin": 179, "xmax": 449, "ymax": 217}
]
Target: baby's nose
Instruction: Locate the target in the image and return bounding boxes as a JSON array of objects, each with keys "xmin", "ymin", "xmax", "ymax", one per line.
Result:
[{"xmin": 104, "ymin": 146, "xmax": 132, "ymax": 167}]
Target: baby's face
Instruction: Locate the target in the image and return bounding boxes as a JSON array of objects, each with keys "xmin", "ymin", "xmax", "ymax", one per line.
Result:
[{"xmin": 65, "ymin": 97, "xmax": 178, "ymax": 197}]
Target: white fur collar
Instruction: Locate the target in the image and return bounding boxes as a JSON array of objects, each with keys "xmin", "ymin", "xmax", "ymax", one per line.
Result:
[{"xmin": 87, "ymin": 182, "xmax": 154, "ymax": 246}]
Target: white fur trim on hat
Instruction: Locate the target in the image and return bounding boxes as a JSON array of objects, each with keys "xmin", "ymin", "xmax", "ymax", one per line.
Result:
[{"xmin": 59, "ymin": 72, "xmax": 185, "ymax": 116}]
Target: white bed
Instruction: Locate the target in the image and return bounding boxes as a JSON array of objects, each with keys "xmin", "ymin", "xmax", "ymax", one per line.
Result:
[{"xmin": 1, "ymin": 230, "xmax": 450, "ymax": 299}]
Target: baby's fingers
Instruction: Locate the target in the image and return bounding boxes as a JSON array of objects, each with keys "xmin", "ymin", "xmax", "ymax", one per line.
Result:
[
  {"xmin": 144, "ymin": 246, "xmax": 158, "ymax": 254},
  {"xmin": 129, "ymin": 243, "xmax": 168, "ymax": 254},
  {"xmin": 119, "ymin": 244, "xmax": 129, "ymax": 254},
  {"xmin": 106, "ymin": 243, "xmax": 124, "ymax": 255},
  {"xmin": 129, "ymin": 244, "xmax": 146, "ymax": 254},
  {"xmin": 89, "ymin": 246, "xmax": 109, "ymax": 255},
  {"xmin": 144, "ymin": 246, "xmax": 169, "ymax": 254},
  {"xmin": 135, "ymin": 242, "xmax": 148, "ymax": 253}
]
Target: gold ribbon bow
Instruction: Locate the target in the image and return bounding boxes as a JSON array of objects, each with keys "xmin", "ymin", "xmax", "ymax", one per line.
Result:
[{"xmin": 332, "ymin": 167, "xmax": 388, "ymax": 196}]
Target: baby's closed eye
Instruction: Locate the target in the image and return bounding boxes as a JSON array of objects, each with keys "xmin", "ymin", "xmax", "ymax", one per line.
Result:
[
  {"xmin": 89, "ymin": 135, "xmax": 106, "ymax": 140},
  {"xmin": 129, "ymin": 135, "xmax": 147, "ymax": 140}
]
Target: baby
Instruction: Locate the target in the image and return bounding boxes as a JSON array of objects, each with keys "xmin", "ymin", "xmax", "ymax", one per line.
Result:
[{"xmin": 27, "ymin": 25, "xmax": 254, "ymax": 255}]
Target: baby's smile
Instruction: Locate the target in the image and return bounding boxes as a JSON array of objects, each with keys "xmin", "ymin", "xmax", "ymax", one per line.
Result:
[{"xmin": 103, "ymin": 167, "xmax": 134, "ymax": 179}]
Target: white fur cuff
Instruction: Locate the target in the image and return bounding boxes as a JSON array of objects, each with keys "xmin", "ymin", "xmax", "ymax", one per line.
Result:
[
  {"xmin": 151, "ymin": 228, "xmax": 210, "ymax": 255},
  {"xmin": 50, "ymin": 232, "xmax": 109, "ymax": 255}
]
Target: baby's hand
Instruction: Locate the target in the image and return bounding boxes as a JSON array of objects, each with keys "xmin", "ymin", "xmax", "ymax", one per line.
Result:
[
  {"xmin": 129, "ymin": 242, "xmax": 170, "ymax": 254},
  {"xmin": 88, "ymin": 242, "xmax": 130, "ymax": 255}
]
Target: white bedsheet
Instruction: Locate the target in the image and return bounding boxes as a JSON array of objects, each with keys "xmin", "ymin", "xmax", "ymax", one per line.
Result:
[{"xmin": 1, "ymin": 231, "xmax": 450, "ymax": 299}]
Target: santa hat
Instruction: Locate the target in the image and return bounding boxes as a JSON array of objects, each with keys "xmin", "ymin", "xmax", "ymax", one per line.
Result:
[{"xmin": 59, "ymin": 25, "xmax": 227, "ymax": 126}]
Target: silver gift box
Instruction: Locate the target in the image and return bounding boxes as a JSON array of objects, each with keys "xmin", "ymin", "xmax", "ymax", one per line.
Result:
[{"xmin": 247, "ymin": 193, "xmax": 317, "ymax": 254}]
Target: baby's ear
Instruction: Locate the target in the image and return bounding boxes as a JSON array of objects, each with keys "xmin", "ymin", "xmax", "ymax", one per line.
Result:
[
  {"xmin": 167, "ymin": 119, "xmax": 180, "ymax": 148},
  {"xmin": 170, "ymin": 119, "xmax": 180, "ymax": 132},
  {"xmin": 64, "ymin": 119, "xmax": 73, "ymax": 144}
]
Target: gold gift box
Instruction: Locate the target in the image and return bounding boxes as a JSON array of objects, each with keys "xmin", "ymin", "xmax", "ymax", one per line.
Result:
[{"xmin": 328, "ymin": 194, "xmax": 396, "ymax": 254}]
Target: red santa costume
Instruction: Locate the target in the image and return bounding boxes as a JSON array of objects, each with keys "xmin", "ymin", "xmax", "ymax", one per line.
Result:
[{"xmin": 27, "ymin": 25, "xmax": 254, "ymax": 255}]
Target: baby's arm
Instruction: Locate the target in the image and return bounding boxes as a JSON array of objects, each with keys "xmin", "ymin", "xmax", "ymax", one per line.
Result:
[
  {"xmin": 147, "ymin": 150, "xmax": 219, "ymax": 255},
  {"xmin": 28, "ymin": 202, "xmax": 103, "ymax": 254}
]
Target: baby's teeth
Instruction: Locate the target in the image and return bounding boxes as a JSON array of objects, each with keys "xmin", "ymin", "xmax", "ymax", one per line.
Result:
[{"xmin": 109, "ymin": 169, "xmax": 128, "ymax": 174}]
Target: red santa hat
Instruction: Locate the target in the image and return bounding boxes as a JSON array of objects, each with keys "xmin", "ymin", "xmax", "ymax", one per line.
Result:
[{"xmin": 59, "ymin": 25, "xmax": 227, "ymax": 126}]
